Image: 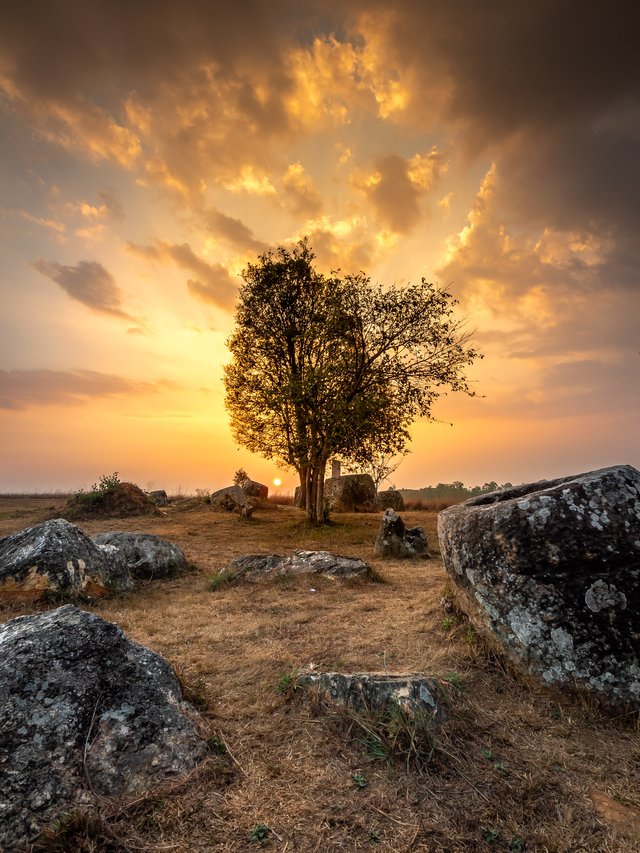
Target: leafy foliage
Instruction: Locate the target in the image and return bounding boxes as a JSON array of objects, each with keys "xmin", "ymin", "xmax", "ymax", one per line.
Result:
[{"xmin": 224, "ymin": 239, "xmax": 480, "ymax": 523}]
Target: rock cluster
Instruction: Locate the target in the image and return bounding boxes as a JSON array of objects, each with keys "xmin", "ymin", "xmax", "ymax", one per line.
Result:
[
  {"xmin": 0, "ymin": 518, "xmax": 134, "ymax": 602},
  {"xmin": 438, "ymin": 465, "xmax": 640, "ymax": 704},
  {"xmin": 373, "ymin": 509, "xmax": 429, "ymax": 558},
  {"xmin": 222, "ymin": 550, "xmax": 370, "ymax": 579},
  {"xmin": 0, "ymin": 605, "xmax": 206, "ymax": 849}
]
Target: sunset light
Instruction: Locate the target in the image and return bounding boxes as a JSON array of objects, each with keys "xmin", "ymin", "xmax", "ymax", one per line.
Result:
[{"xmin": 0, "ymin": 2, "xmax": 637, "ymax": 494}]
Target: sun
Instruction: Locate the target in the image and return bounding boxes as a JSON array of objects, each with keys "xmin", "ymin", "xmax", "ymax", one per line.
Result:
[{"xmin": 273, "ymin": 478, "xmax": 282, "ymax": 487}]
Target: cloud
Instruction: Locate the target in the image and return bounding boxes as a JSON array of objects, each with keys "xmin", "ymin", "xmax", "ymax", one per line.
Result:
[
  {"xmin": 126, "ymin": 240, "xmax": 239, "ymax": 309},
  {"xmin": 32, "ymin": 258, "xmax": 131, "ymax": 318},
  {"xmin": 201, "ymin": 208, "xmax": 268, "ymax": 254},
  {"xmin": 0, "ymin": 369, "xmax": 180, "ymax": 410},
  {"xmin": 355, "ymin": 148, "xmax": 446, "ymax": 234},
  {"xmin": 281, "ymin": 162, "xmax": 323, "ymax": 217}
]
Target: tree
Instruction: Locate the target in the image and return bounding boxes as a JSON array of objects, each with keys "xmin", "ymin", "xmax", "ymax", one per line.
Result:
[
  {"xmin": 224, "ymin": 240, "xmax": 481, "ymax": 524},
  {"xmin": 343, "ymin": 450, "xmax": 408, "ymax": 491}
]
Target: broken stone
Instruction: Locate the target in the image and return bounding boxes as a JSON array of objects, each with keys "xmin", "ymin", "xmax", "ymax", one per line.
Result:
[
  {"xmin": 373, "ymin": 509, "xmax": 429, "ymax": 558},
  {"xmin": 222, "ymin": 550, "xmax": 370, "ymax": 579},
  {"xmin": 0, "ymin": 518, "xmax": 134, "ymax": 602},
  {"xmin": 93, "ymin": 532, "xmax": 188, "ymax": 579},
  {"xmin": 0, "ymin": 605, "xmax": 207, "ymax": 849},
  {"xmin": 324, "ymin": 474, "xmax": 377, "ymax": 513},
  {"xmin": 438, "ymin": 464, "xmax": 640, "ymax": 704},
  {"xmin": 301, "ymin": 672, "xmax": 446, "ymax": 723}
]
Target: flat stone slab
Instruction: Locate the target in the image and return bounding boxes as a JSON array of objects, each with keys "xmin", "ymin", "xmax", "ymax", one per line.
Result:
[
  {"xmin": 93, "ymin": 532, "xmax": 188, "ymax": 579},
  {"xmin": 301, "ymin": 672, "xmax": 446, "ymax": 723},
  {"xmin": 438, "ymin": 464, "xmax": 640, "ymax": 704},
  {"xmin": 0, "ymin": 518, "xmax": 134, "ymax": 602},
  {"xmin": 0, "ymin": 605, "xmax": 207, "ymax": 849},
  {"xmin": 223, "ymin": 550, "xmax": 370, "ymax": 579}
]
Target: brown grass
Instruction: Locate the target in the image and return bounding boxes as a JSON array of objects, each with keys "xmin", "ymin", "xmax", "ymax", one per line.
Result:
[{"xmin": 1, "ymin": 497, "xmax": 639, "ymax": 852}]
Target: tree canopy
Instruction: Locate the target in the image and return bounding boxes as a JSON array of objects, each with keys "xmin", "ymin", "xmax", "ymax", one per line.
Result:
[{"xmin": 224, "ymin": 240, "xmax": 481, "ymax": 523}]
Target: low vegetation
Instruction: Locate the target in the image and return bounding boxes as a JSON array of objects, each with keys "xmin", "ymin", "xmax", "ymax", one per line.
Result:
[{"xmin": 0, "ymin": 496, "xmax": 638, "ymax": 851}]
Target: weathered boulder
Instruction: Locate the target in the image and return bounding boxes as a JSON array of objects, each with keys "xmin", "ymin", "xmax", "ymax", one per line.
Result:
[
  {"xmin": 93, "ymin": 532, "xmax": 188, "ymax": 579},
  {"xmin": 210, "ymin": 485, "xmax": 252, "ymax": 515},
  {"xmin": 301, "ymin": 672, "xmax": 446, "ymax": 723},
  {"xmin": 222, "ymin": 550, "xmax": 369, "ymax": 579},
  {"xmin": 0, "ymin": 518, "xmax": 134, "ymax": 602},
  {"xmin": 149, "ymin": 489, "xmax": 169, "ymax": 506},
  {"xmin": 241, "ymin": 479, "xmax": 268, "ymax": 500},
  {"xmin": 375, "ymin": 488, "xmax": 405, "ymax": 511},
  {"xmin": 324, "ymin": 474, "xmax": 377, "ymax": 513},
  {"xmin": 438, "ymin": 465, "xmax": 640, "ymax": 704},
  {"xmin": 374, "ymin": 509, "xmax": 429, "ymax": 558},
  {"xmin": 0, "ymin": 605, "xmax": 207, "ymax": 849}
]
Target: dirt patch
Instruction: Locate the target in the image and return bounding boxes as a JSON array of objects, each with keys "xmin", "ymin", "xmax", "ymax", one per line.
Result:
[{"xmin": 0, "ymin": 499, "xmax": 638, "ymax": 852}]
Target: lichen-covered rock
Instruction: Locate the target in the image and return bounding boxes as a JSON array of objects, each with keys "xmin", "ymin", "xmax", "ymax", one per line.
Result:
[
  {"xmin": 324, "ymin": 474, "xmax": 377, "ymax": 512},
  {"xmin": 93, "ymin": 532, "xmax": 188, "ymax": 579},
  {"xmin": 375, "ymin": 488, "xmax": 405, "ymax": 511},
  {"xmin": 374, "ymin": 509, "xmax": 429, "ymax": 558},
  {"xmin": 223, "ymin": 550, "xmax": 369, "ymax": 579},
  {"xmin": 149, "ymin": 489, "xmax": 169, "ymax": 506},
  {"xmin": 0, "ymin": 518, "xmax": 134, "ymax": 602},
  {"xmin": 438, "ymin": 465, "xmax": 640, "ymax": 704},
  {"xmin": 301, "ymin": 672, "xmax": 446, "ymax": 723},
  {"xmin": 0, "ymin": 605, "xmax": 207, "ymax": 849}
]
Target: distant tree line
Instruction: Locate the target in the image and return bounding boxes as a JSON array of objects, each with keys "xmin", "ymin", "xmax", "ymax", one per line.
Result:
[{"xmin": 400, "ymin": 481, "xmax": 513, "ymax": 501}]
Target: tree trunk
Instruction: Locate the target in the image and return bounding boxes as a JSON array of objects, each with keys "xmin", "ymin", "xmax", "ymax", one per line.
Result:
[
  {"xmin": 314, "ymin": 459, "xmax": 327, "ymax": 524},
  {"xmin": 296, "ymin": 466, "xmax": 307, "ymax": 510},
  {"xmin": 305, "ymin": 466, "xmax": 318, "ymax": 524}
]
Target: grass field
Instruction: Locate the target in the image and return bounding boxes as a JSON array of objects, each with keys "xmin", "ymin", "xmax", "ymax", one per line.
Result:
[{"xmin": 1, "ymin": 496, "xmax": 639, "ymax": 852}]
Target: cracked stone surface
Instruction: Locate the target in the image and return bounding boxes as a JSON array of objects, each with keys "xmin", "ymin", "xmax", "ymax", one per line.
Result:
[
  {"xmin": 373, "ymin": 508, "xmax": 429, "ymax": 558},
  {"xmin": 0, "ymin": 605, "xmax": 206, "ymax": 849},
  {"xmin": 223, "ymin": 550, "xmax": 370, "ymax": 579},
  {"xmin": 301, "ymin": 672, "xmax": 447, "ymax": 724},
  {"xmin": 0, "ymin": 518, "xmax": 134, "ymax": 602},
  {"xmin": 438, "ymin": 465, "xmax": 640, "ymax": 704}
]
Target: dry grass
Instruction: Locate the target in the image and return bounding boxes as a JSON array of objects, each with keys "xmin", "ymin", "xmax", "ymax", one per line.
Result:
[{"xmin": 1, "ymin": 497, "xmax": 639, "ymax": 852}]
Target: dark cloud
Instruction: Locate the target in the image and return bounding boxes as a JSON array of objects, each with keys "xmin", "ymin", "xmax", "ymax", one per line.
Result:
[
  {"xmin": 0, "ymin": 368, "xmax": 179, "ymax": 410},
  {"xmin": 32, "ymin": 258, "xmax": 131, "ymax": 318},
  {"xmin": 126, "ymin": 240, "xmax": 239, "ymax": 309},
  {"xmin": 202, "ymin": 208, "xmax": 267, "ymax": 254}
]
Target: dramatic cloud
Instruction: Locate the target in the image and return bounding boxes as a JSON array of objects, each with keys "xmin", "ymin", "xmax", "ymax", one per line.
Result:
[
  {"xmin": 281, "ymin": 162, "xmax": 323, "ymax": 218},
  {"xmin": 0, "ymin": 369, "xmax": 179, "ymax": 410},
  {"xmin": 127, "ymin": 241, "xmax": 239, "ymax": 309},
  {"xmin": 32, "ymin": 258, "xmax": 131, "ymax": 318},
  {"xmin": 358, "ymin": 148, "xmax": 446, "ymax": 233}
]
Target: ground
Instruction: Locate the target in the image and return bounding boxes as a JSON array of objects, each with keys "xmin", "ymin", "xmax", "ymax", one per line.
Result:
[{"xmin": 1, "ymin": 495, "xmax": 639, "ymax": 853}]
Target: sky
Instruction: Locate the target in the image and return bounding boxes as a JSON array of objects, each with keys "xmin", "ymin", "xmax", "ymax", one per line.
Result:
[{"xmin": 0, "ymin": 0, "xmax": 638, "ymax": 494}]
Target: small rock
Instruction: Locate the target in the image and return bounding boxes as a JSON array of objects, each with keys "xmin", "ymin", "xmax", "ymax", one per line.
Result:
[
  {"xmin": 301, "ymin": 672, "xmax": 446, "ymax": 723},
  {"xmin": 149, "ymin": 489, "xmax": 169, "ymax": 506},
  {"xmin": 93, "ymin": 532, "xmax": 188, "ymax": 579},
  {"xmin": 209, "ymin": 485, "xmax": 251, "ymax": 514},
  {"xmin": 222, "ymin": 550, "xmax": 370, "ymax": 579},
  {"xmin": 373, "ymin": 509, "xmax": 429, "ymax": 558}
]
